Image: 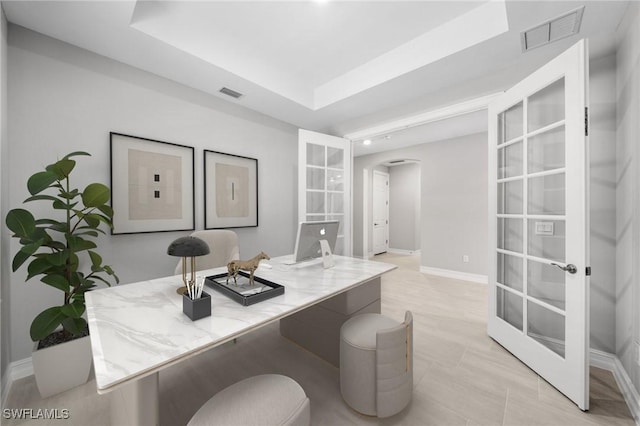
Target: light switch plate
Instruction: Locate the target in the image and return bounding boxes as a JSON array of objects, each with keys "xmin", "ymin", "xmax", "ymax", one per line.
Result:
[{"xmin": 535, "ymin": 221, "xmax": 554, "ymax": 236}]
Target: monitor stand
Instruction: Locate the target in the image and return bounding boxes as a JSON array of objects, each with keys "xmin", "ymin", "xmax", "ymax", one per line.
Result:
[{"xmin": 319, "ymin": 239, "xmax": 334, "ymax": 269}]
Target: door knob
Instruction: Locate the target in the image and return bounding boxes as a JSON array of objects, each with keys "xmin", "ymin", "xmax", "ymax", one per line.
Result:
[{"xmin": 550, "ymin": 262, "xmax": 577, "ymax": 274}]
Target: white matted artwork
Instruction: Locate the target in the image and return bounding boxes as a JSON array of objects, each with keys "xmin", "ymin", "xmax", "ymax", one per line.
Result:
[
  {"xmin": 204, "ymin": 150, "xmax": 258, "ymax": 229},
  {"xmin": 110, "ymin": 133, "xmax": 195, "ymax": 234}
]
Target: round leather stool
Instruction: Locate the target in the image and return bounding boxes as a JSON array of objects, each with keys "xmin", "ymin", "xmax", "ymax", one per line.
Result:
[
  {"xmin": 187, "ymin": 374, "xmax": 310, "ymax": 426},
  {"xmin": 340, "ymin": 312, "xmax": 413, "ymax": 418}
]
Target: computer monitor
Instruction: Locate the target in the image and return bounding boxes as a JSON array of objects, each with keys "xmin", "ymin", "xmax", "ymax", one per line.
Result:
[{"xmin": 293, "ymin": 220, "xmax": 339, "ymax": 263}]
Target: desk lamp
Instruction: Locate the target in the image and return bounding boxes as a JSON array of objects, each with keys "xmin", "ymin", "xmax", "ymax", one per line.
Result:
[{"xmin": 167, "ymin": 236, "xmax": 210, "ymax": 295}]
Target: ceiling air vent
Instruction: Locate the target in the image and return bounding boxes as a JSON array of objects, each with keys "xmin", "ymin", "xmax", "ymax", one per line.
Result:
[
  {"xmin": 219, "ymin": 87, "xmax": 243, "ymax": 99},
  {"xmin": 521, "ymin": 6, "xmax": 585, "ymax": 52}
]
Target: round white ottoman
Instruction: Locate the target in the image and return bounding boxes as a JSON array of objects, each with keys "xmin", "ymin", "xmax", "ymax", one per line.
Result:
[
  {"xmin": 340, "ymin": 312, "xmax": 413, "ymax": 418},
  {"xmin": 188, "ymin": 374, "xmax": 310, "ymax": 426}
]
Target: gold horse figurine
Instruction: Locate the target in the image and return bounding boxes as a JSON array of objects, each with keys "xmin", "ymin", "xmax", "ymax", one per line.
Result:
[{"xmin": 227, "ymin": 252, "xmax": 270, "ymax": 286}]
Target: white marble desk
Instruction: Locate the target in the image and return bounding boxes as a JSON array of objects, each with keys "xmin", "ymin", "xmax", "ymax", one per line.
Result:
[{"xmin": 86, "ymin": 255, "xmax": 395, "ymax": 425}]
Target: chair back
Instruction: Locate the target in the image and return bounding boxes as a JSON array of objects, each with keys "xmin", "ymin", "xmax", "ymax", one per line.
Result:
[
  {"xmin": 375, "ymin": 311, "xmax": 413, "ymax": 418},
  {"xmin": 175, "ymin": 230, "xmax": 240, "ymax": 274}
]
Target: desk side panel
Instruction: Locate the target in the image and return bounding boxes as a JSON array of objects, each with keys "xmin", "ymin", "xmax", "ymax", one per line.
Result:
[{"xmin": 279, "ymin": 277, "xmax": 381, "ymax": 366}]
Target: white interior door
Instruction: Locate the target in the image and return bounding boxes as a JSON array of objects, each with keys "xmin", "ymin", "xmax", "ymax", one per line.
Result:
[
  {"xmin": 372, "ymin": 170, "xmax": 389, "ymax": 255},
  {"xmin": 488, "ymin": 40, "xmax": 590, "ymax": 410},
  {"xmin": 298, "ymin": 129, "xmax": 352, "ymax": 256}
]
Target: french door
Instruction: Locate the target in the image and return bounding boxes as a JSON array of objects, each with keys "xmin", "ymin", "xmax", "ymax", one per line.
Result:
[
  {"xmin": 488, "ymin": 40, "xmax": 590, "ymax": 410},
  {"xmin": 298, "ymin": 129, "xmax": 352, "ymax": 256}
]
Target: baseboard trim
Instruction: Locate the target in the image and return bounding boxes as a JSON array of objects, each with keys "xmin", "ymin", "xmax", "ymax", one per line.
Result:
[
  {"xmin": 1, "ymin": 370, "xmax": 7, "ymax": 408},
  {"xmin": 590, "ymin": 348, "xmax": 616, "ymax": 370},
  {"xmin": 420, "ymin": 266, "xmax": 488, "ymax": 284},
  {"xmin": 387, "ymin": 248, "xmax": 421, "ymax": 256},
  {"xmin": 1, "ymin": 357, "xmax": 33, "ymax": 408},
  {"xmin": 590, "ymin": 349, "xmax": 640, "ymax": 425}
]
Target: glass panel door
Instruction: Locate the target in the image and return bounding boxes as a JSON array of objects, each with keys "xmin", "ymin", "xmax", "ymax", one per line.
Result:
[
  {"xmin": 496, "ymin": 99, "xmax": 525, "ymax": 332},
  {"xmin": 298, "ymin": 129, "xmax": 351, "ymax": 256},
  {"xmin": 496, "ymin": 78, "xmax": 568, "ymax": 353},
  {"xmin": 488, "ymin": 40, "xmax": 589, "ymax": 410}
]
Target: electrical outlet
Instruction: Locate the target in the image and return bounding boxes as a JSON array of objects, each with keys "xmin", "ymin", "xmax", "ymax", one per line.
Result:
[{"xmin": 463, "ymin": 255, "xmax": 469, "ymax": 263}]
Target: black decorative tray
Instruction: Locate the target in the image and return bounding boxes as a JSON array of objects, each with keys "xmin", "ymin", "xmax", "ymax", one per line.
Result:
[{"xmin": 205, "ymin": 271, "xmax": 284, "ymax": 306}]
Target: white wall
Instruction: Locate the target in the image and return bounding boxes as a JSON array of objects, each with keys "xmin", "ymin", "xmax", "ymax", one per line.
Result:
[
  {"xmin": 6, "ymin": 26, "xmax": 298, "ymax": 363},
  {"xmin": 615, "ymin": 1, "xmax": 640, "ymax": 392},
  {"xmin": 354, "ymin": 132, "xmax": 488, "ymax": 274},
  {"xmin": 389, "ymin": 163, "xmax": 420, "ymax": 252},
  {"xmin": 0, "ymin": 6, "xmax": 9, "ymax": 393}
]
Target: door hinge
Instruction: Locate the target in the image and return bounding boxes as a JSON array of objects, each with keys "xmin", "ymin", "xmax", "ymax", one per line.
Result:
[
  {"xmin": 585, "ymin": 107, "xmax": 589, "ymax": 136},
  {"xmin": 586, "ymin": 266, "xmax": 591, "ymax": 276}
]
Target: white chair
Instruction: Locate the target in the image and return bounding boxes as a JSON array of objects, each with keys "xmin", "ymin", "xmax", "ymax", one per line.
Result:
[
  {"xmin": 340, "ymin": 311, "xmax": 413, "ymax": 418},
  {"xmin": 187, "ymin": 374, "xmax": 310, "ymax": 426},
  {"xmin": 174, "ymin": 230, "xmax": 240, "ymax": 274}
]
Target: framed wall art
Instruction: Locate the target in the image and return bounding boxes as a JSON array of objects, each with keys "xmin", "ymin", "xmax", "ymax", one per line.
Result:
[
  {"xmin": 110, "ymin": 132, "xmax": 195, "ymax": 234},
  {"xmin": 204, "ymin": 150, "xmax": 258, "ymax": 229}
]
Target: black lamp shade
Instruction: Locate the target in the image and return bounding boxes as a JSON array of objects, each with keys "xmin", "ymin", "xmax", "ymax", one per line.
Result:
[{"xmin": 167, "ymin": 236, "xmax": 210, "ymax": 257}]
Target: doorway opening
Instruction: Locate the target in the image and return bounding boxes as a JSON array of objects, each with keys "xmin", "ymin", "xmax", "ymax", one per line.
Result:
[{"xmin": 364, "ymin": 159, "xmax": 421, "ymax": 259}]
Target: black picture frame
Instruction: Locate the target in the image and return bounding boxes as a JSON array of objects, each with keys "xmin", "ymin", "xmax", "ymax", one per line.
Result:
[
  {"xmin": 110, "ymin": 132, "xmax": 195, "ymax": 234},
  {"xmin": 204, "ymin": 150, "xmax": 258, "ymax": 229}
]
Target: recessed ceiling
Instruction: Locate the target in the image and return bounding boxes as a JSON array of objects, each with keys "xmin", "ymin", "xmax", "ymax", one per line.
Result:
[
  {"xmin": 1, "ymin": 0, "xmax": 629, "ymax": 142},
  {"xmin": 129, "ymin": 1, "xmax": 506, "ymax": 110}
]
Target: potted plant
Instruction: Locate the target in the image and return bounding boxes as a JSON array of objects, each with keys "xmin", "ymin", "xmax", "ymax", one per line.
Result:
[{"xmin": 5, "ymin": 151, "xmax": 118, "ymax": 397}]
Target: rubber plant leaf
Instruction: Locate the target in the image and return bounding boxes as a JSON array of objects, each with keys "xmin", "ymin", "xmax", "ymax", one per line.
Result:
[
  {"xmin": 60, "ymin": 300, "xmax": 86, "ymax": 319},
  {"xmin": 5, "ymin": 209, "xmax": 36, "ymax": 238},
  {"xmin": 12, "ymin": 239, "xmax": 44, "ymax": 272},
  {"xmin": 26, "ymin": 257, "xmax": 53, "ymax": 281},
  {"xmin": 61, "ymin": 317, "xmax": 87, "ymax": 337},
  {"xmin": 27, "ymin": 171, "xmax": 58, "ymax": 196},
  {"xmin": 63, "ymin": 151, "xmax": 90, "ymax": 160},
  {"xmin": 46, "ymin": 159, "xmax": 75, "ymax": 180},
  {"xmin": 30, "ymin": 306, "xmax": 65, "ymax": 342},
  {"xmin": 68, "ymin": 236, "xmax": 97, "ymax": 252},
  {"xmin": 40, "ymin": 274, "xmax": 71, "ymax": 293},
  {"xmin": 82, "ymin": 183, "xmax": 110, "ymax": 208}
]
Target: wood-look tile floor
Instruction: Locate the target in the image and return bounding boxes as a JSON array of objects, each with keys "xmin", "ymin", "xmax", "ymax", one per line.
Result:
[{"xmin": 4, "ymin": 253, "xmax": 635, "ymax": 426}]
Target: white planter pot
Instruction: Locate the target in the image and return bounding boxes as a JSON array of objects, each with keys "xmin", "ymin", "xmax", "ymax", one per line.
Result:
[{"xmin": 32, "ymin": 335, "xmax": 92, "ymax": 398}]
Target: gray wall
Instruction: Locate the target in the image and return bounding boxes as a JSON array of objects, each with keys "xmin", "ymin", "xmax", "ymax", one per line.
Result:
[
  {"xmin": 589, "ymin": 53, "xmax": 617, "ymax": 353},
  {"xmin": 5, "ymin": 26, "xmax": 298, "ymax": 363},
  {"xmin": 615, "ymin": 1, "xmax": 640, "ymax": 393},
  {"xmin": 354, "ymin": 132, "xmax": 488, "ymax": 275},
  {"xmin": 1, "ymin": 6, "xmax": 9, "ymax": 392},
  {"xmin": 422, "ymin": 134, "xmax": 488, "ymax": 274},
  {"xmin": 389, "ymin": 163, "xmax": 420, "ymax": 252}
]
